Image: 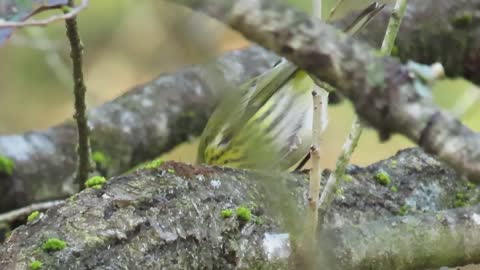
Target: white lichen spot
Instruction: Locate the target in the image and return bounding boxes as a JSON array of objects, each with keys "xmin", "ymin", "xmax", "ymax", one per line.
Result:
[
  {"xmin": 210, "ymin": 179, "xmax": 221, "ymax": 189},
  {"xmin": 262, "ymin": 233, "xmax": 290, "ymax": 260},
  {"xmin": 141, "ymin": 99, "xmax": 154, "ymax": 108},
  {"xmin": 472, "ymin": 213, "xmax": 480, "ymax": 225}
]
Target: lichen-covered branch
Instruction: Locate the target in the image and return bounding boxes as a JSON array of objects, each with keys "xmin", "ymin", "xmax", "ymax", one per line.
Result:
[
  {"xmin": 0, "ymin": 0, "xmax": 479, "ymax": 213},
  {"xmin": 169, "ymin": 0, "xmax": 480, "ymax": 182},
  {"xmin": 0, "ymin": 47, "xmax": 279, "ymax": 213},
  {"xmin": 1, "ymin": 149, "xmax": 479, "ymax": 269}
]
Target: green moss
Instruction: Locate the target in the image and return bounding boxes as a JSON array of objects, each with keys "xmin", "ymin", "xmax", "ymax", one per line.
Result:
[
  {"xmin": 42, "ymin": 238, "xmax": 66, "ymax": 252},
  {"xmin": 335, "ymin": 187, "xmax": 344, "ymax": 196},
  {"xmin": 254, "ymin": 217, "xmax": 265, "ymax": 225},
  {"xmin": 374, "ymin": 170, "xmax": 391, "ymax": 186},
  {"xmin": 84, "ymin": 176, "xmax": 107, "ymax": 189},
  {"xmin": 167, "ymin": 168, "xmax": 175, "ymax": 174},
  {"xmin": 397, "ymin": 204, "xmax": 409, "ymax": 216},
  {"xmin": 142, "ymin": 158, "xmax": 164, "ymax": 170},
  {"xmin": 92, "ymin": 151, "xmax": 110, "ymax": 168},
  {"xmin": 29, "ymin": 260, "xmax": 43, "ymax": 270},
  {"xmin": 0, "ymin": 156, "xmax": 14, "ymax": 176},
  {"xmin": 236, "ymin": 207, "xmax": 252, "ymax": 222},
  {"xmin": 390, "ymin": 186, "xmax": 398, "ymax": 193},
  {"xmin": 27, "ymin": 211, "xmax": 40, "ymax": 223},
  {"xmin": 220, "ymin": 209, "xmax": 233, "ymax": 219},
  {"xmin": 452, "ymin": 12, "xmax": 473, "ymax": 28},
  {"xmin": 454, "ymin": 192, "xmax": 469, "ymax": 208}
]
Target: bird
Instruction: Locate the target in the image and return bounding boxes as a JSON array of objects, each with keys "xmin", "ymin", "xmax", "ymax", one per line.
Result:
[{"xmin": 197, "ymin": 2, "xmax": 385, "ymax": 171}]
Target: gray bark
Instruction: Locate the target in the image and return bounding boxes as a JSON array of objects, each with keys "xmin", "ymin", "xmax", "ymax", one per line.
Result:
[
  {"xmin": 1, "ymin": 148, "xmax": 480, "ymax": 269},
  {"xmin": 1, "ymin": 0, "xmax": 479, "ymax": 212},
  {"xmin": 169, "ymin": 0, "xmax": 480, "ymax": 182},
  {"xmin": 0, "ymin": 47, "xmax": 278, "ymax": 213}
]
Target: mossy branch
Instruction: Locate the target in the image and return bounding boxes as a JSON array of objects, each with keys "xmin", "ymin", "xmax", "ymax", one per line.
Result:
[{"xmin": 64, "ymin": 0, "xmax": 91, "ymax": 190}]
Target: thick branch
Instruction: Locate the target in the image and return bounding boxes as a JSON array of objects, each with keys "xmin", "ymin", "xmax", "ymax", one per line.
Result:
[
  {"xmin": 0, "ymin": 47, "xmax": 279, "ymax": 213},
  {"xmin": 1, "ymin": 149, "xmax": 479, "ymax": 269},
  {"xmin": 169, "ymin": 0, "xmax": 480, "ymax": 182},
  {"xmin": 1, "ymin": 0, "xmax": 479, "ymax": 212}
]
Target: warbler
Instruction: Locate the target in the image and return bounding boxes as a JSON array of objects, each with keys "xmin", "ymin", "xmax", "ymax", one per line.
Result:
[{"xmin": 197, "ymin": 2, "xmax": 385, "ymax": 170}]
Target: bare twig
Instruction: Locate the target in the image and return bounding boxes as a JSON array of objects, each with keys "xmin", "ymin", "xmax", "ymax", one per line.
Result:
[
  {"xmin": 327, "ymin": 0, "xmax": 345, "ymax": 20},
  {"xmin": 0, "ymin": 200, "xmax": 64, "ymax": 223},
  {"xmin": 316, "ymin": 0, "xmax": 409, "ymax": 226},
  {"xmin": 65, "ymin": 0, "xmax": 91, "ymax": 190},
  {"xmin": 305, "ymin": 0, "xmax": 328, "ymax": 256},
  {"xmin": 0, "ymin": 0, "xmax": 89, "ymax": 29}
]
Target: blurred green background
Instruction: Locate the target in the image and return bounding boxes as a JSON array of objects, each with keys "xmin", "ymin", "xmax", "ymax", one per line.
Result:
[{"xmin": 0, "ymin": 0, "xmax": 478, "ymax": 169}]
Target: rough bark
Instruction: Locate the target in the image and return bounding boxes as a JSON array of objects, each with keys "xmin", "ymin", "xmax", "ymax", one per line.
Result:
[
  {"xmin": 1, "ymin": 148, "xmax": 480, "ymax": 269},
  {"xmin": 335, "ymin": 0, "xmax": 480, "ymax": 85},
  {"xmin": 169, "ymin": 0, "xmax": 480, "ymax": 182},
  {"xmin": 1, "ymin": 0, "xmax": 479, "ymax": 212},
  {"xmin": 0, "ymin": 47, "xmax": 278, "ymax": 213}
]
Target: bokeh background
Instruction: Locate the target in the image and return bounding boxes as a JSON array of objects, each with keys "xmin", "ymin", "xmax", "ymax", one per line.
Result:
[{"xmin": 0, "ymin": 0, "xmax": 478, "ymax": 169}]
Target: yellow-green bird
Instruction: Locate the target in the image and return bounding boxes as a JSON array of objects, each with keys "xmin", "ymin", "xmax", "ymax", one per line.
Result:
[{"xmin": 197, "ymin": 2, "xmax": 384, "ymax": 170}]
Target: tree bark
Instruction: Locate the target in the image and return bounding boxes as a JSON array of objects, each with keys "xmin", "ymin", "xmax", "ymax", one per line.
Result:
[
  {"xmin": 1, "ymin": 148, "xmax": 480, "ymax": 269},
  {"xmin": 0, "ymin": 47, "xmax": 278, "ymax": 213},
  {"xmin": 168, "ymin": 0, "xmax": 480, "ymax": 182},
  {"xmin": 1, "ymin": 0, "xmax": 479, "ymax": 212}
]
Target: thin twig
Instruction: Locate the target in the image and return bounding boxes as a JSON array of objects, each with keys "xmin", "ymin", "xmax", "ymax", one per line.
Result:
[
  {"xmin": 65, "ymin": 0, "xmax": 91, "ymax": 190},
  {"xmin": 317, "ymin": 0, "xmax": 409, "ymax": 226},
  {"xmin": 303, "ymin": 1, "xmax": 329, "ymax": 264},
  {"xmin": 0, "ymin": 0, "xmax": 89, "ymax": 29},
  {"xmin": 0, "ymin": 200, "xmax": 64, "ymax": 223},
  {"xmin": 327, "ymin": 0, "xmax": 345, "ymax": 20}
]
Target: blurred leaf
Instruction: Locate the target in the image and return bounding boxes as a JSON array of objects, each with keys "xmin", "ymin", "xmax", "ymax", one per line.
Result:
[{"xmin": 0, "ymin": 0, "xmax": 68, "ymax": 45}]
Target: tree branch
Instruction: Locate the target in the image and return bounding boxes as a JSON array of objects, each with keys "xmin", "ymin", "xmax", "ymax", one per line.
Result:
[
  {"xmin": 1, "ymin": 148, "xmax": 479, "ymax": 269},
  {"xmin": 168, "ymin": 0, "xmax": 480, "ymax": 182},
  {"xmin": 0, "ymin": 47, "xmax": 279, "ymax": 213},
  {"xmin": 1, "ymin": 0, "xmax": 479, "ymax": 212}
]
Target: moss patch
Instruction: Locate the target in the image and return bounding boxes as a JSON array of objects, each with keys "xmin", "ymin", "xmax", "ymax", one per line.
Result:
[
  {"xmin": 92, "ymin": 151, "xmax": 110, "ymax": 168},
  {"xmin": 27, "ymin": 211, "xmax": 40, "ymax": 223},
  {"xmin": 85, "ymin": 176, "xmax": 107, "ymax": 189},
  {"xmin": 29, "ymin": 260, "xmax": 43, "ymax": 270},
  {"xmin": 0, "ymin": 156, "xmax": 14, "ymax": 176},
  {"xmin": 42, "ymin": 238, "xmax": 66, "ymax": 252},
  {"xmin": 236, "ymin": 207, "xmax": 252, "ymax": 222},
  {"xmin": 142, "ymin": 158, "xmax": 164, "ymax": 170},
  {"xmin": 374, "ymin": 170, "xmax": 391, "ymax": 186},
  {"xmin": 220, "ymin": 209, "xmax": 233, "ymax": 219}
]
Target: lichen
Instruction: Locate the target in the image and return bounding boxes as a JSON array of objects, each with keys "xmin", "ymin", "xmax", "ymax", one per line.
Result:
[
  {"xmin": 27, "ymin": 211, "xmax": 40, "ymax": 223},
  {"xmin": 220, "ymin": 209, "xmax": 233, "ymax": 219},
  {"xmin": 29, "ymin": 260, "xmax": 43, "ymax": 270},
  {"xmin": 42, "ymin": 238, "xmax": 66, "ymax": 252},
  {"xmin": 375, "ymin": 170, "xmax": 391, "ymax": 186},
  {"xmin": 84, "ymin": 176, "xmax": 107, "ymax": 189},
  {"xmin": 0, "ymin": 155, "xmax": 14, "ymax": 176},
  {"xmin": 236, "ymin": 207, "xmax": 252, "ymax": 222}
]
